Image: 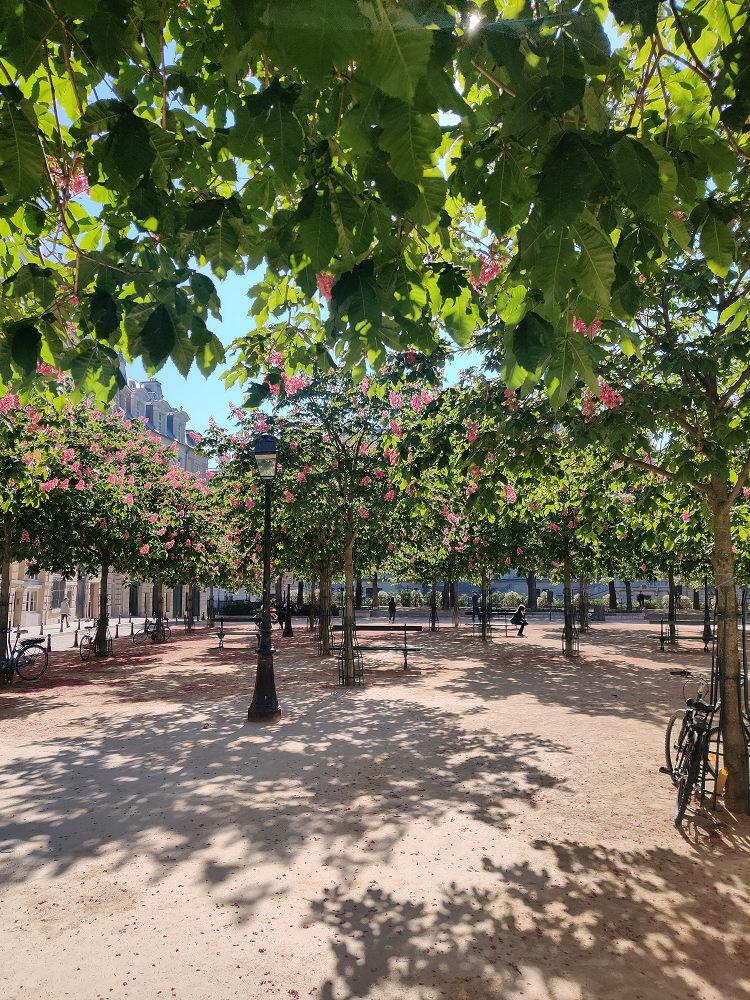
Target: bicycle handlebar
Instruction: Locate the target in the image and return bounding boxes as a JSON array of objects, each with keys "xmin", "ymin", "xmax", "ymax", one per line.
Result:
[{"xmin": 670, "ymin": 670, "xmax": 690, "ymax": 676}]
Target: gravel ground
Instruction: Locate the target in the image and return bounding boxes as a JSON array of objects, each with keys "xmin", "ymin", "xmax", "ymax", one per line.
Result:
[{"xmin": 0, "ymin": 618, "xmax": 748, "ymax": 1000}]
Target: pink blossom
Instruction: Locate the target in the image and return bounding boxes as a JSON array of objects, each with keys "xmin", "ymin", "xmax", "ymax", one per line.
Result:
[
  {"xmin": 20, "ymin": 529, "xmax": 30, "ymax": 542},
  {"xmin": 75, "ymin": 480, "xmax": 85, "ymax": 491},
  {"xmin": 389, "ymin": 420, "xmax": 402, "ymax": 437},
  {"xmin": 550, "ymin": 523, "xmax": 561, "ymax": 531},
  {"xmin": 283, "ymin": 373, "xmax": 308, "ymax": 395},
  {"xmin": 573, "ymin": 316, "xmax": 588, "ymax": 334},
  {"xmin": 316, "ymin": 273, "xmax": 333, "ymax": 301},
  {"xmin": 375, "ymin": 469, "xmax": 385, "ymax": 479},
  {"xmin": 0, "ymin": 393, "xmax": 19, "ymax": 414},
  {"xmin": 517, "ymin": 547, "xmax": 523, "ymax": 555},
  {"xmin": 682, "ymin": 510, "xmax": 690, "ymax": 522},
  {"xmin": 284, "ymin": 490, "xmax": 296, "ymax": 503},
  {"xmin": 411, "ymin": 394, "xmax": 423, "ymax": 413},
  {"xmin": 166, "ymin": 539, "xmax": 175, "ymax": 549},
  {"xmin": 389, "ymin": 390, "xmax": 403, "ymax": 409},
  {"xmin": 503, "ymin": 484, "xmax": 517, "ymax": 504},
  {"xmin": 641, "ymin": 563, "xmax": 647, "ymax": 572},
  {"xmin": 388, "ymin": 543, "xmax": 393, "ymax": 550},
  {"xmin": 361, "ymin": 476, "xmax": 371, "ymax": 486},
  {"xmin": 384, "ymin": 490, "xmax": 395, "ymax": 501},
  {"xmin": 358, "ymin": 508, "xmax": 369, "ymax": 518},
  {"xmin": 268, "ymin": 349, "xmax": 284, "ymax": 367},
  {"xmin": 467, "ymin": 422, "xmax": 479, "ymax": 444},
  {"xmin": 41, "ymin": 478, "xmax": 58, "ymax": 493},
  {"xmin": 466, "ymin": 483, "xmax": 477, "ymax": 497},
  {"xmin": 140, "ymin": 544, "xmax": 149, "ymax": 554},
  {"xmin": 505, "ymin": 556, "xmax": 511, "ymax": 565},
  {"xmin": 123, "ymin": 494, "xmax": 134, "ymax": 506}
]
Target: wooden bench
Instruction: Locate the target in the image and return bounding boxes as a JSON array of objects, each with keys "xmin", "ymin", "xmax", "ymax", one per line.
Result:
[{"xmin": 331, "ymin": 623, "xmax": 424, "ymax": 671}]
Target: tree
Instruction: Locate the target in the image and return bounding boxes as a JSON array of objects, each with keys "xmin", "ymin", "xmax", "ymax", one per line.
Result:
[{"xmin": 2, "ymin": 3, "xmax": 747, "ymax": 393}]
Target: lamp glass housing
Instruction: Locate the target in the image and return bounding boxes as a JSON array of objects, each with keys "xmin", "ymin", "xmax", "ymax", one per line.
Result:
[{"xmin": 254, "ymin": 434, "xmax": 279, "ymax": 481}]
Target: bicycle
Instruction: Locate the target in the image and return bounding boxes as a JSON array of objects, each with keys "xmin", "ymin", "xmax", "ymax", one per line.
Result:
[
  {"xmin": 133, "ymin": 617, "xmax": 171, "ymax": 645},
  {"xmin": 661, "ymin": 669, "xmax": 721, "ymax": 825},
  {"xmin": 79, "ymin": 626, "xmax": 113, "ymax": 660},
  {"xmin": 0, "ymin": 629, "xmax": 49, "ymax": 683}
]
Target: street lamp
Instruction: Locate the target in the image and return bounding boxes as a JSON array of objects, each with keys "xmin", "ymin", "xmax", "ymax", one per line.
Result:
[{"xmin": 247, "ymin": 433, "xmax": 282, "ymax": 724}]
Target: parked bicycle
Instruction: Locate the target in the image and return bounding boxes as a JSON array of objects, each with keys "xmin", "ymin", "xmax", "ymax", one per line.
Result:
[
  {"xmin": 0, "ymin": 629, "xmax": 49, "ymax": 683},
  {"xmin": 133, "ymin": 617, "xmax": 171, "ymax": 645},
  {"xmin": 79, "ymin": 626, "xmax": 112, "ymax": 661},
  {"xmin": 661, "ymin": 669, "xmax": 721, "ymax": 825}
]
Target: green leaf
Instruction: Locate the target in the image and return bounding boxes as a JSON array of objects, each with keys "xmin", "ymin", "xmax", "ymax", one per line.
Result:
[
  {"xmin": 330, "ymin": 260, "xmax": 381, "ymax": 328},
  {"xmin": 146, "ymin": 123, "xmax": 177, "ymax": 189},
  {"xmin": 545, "ymin": 331, "xmax": 584, "ymax": 409},
  {"xmin": 0, "ymin": 106, "xmax": 45, "ymax": 201},
  {"xmin": 568, "ymin": 14, "xmax": 611, "ymax": 66},
  {"xmin": 74, "ymin": 100, "xmax": 129, "ymax": 137},
  {"xmin": 297, "ymin": 193, "xmax": 339, "ymax": 272},
  {"xmin": 170, "ymin": 327, "xmax": 194, "ymax": 378},
  {"xmin": 537, "ymin": 133, "xmax": 613, "ymax": 225},
  {"xmin": 88, "ymin": 288, "xmax": 121, "ymax": 340},
  {"xmin": 9, "ymin": 322, "xmax": 41, "ymax": 375},
  {"xmin": 571, "ymin": 212, "xmax": 615, "ymax": 310},
  {"xmin": 612, "ymin": 138, "xmax": 661, "ymax": 210},
  {"xmin": 378, "ymin": 100, "xmax": 441, "ymax": 183},
  {"xmin": 529, "ymin": 229, "xmax": 577, "ymax": 304},
  {"xmin": 225, "ymin": 103, "xmax": 266, "ymax": 158},
  {"xmin": 87, "ymin": 8, "xmax": 130, "ymax": 74},
  {"xmin": 109, "ymin": 116, "xmax": 155, "ymax": 186},
  {"xmin": 608, "ymin": 0, "xmax": 659, "ymax": 36},
  {"xmin": 440, "ymin": 285, "xmax": 475, "ymax": 346},
  {"xmin": 263, "ymin": 106, "xmax": 304, "ymax": 185},
  {"xmin": 699, "ymin": 215, "xmax": 735, "ymax": 277},
  {"xmin": 512, "ymin": 312, "xmax": 554, "ymax": 372},
  {"xmin": 358, "ymin": 3, "xmax": 434, "ymax": 102},
  {"xmin": 582, "ymin": 87, "xmax": 609, "ymax": 132},
  {"xmin": 140, "ymin": 304, "xmax": 175, "ymax": 367},
  {"xmin": 242, "ymin": 382, "xmax": 271, "ymax": 408},
  {"xmin": 204, "ymin": 211, "xmax": 240, "ymax": 278}
]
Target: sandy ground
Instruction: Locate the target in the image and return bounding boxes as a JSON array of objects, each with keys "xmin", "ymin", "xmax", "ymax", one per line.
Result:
[{"xmin": 1, "ymin": 618, "xmax": 749, "ymax": 1000}]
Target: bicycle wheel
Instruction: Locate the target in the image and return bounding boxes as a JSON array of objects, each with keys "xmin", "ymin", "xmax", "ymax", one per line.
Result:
[
  {"xmin": 675, "ymin": 734, "xmax": 702, "ymax": 825},
  {"xmin": 133, "ymin": 628, "xmax": 149, "ymax": 645},
  {"xmin": 79, "ymin": 634, "xmax": 92, "ymax": 661},
  {"xmin": 16, "ymin": 644, "xmax": 48, "ymax": 681},
  {"xmin": 665, "ymin": 710, "xmax": 687, "ymax": 786}
]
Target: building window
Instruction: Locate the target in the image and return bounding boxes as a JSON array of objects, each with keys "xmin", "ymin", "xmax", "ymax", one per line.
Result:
[
  {"xmin": 25, "ymin": 589, "xmax": 39, "ymax": 612},
  {"xmin": 158, "ymin": 413, "xmax": 163, "ymax": 432},
  {"xmin": 50, "ymin": 578, "xmax": 66, "ymax": 609}
]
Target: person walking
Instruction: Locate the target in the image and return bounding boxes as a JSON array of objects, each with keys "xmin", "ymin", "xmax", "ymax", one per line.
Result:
[
  {"xmin": 510, "ymin": 604, "xmax": 528, "ymax": 637},
  {"xmin": 471, "ymin": 590, "xmax": 480, "ymax": 622},
  {"xmin": 388, "ymin": 596, "xmax": 397, "ymax": 623},
  {"xmin": 637, "ymin": 591, "xmax": 645, "ymax": 609},
  {"xmin": 60, "ymin": 596, "xmax": 71, "ymax": 628}
]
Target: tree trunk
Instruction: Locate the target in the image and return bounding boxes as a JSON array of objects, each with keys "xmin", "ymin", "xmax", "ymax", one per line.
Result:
[
  {"xmin": 208, "ymin": 583, "xmax": 215, "ymax": 622},
  {"xmin": 481, "ymin": 566, "xmax": 488, "ymax": 642},
  {"xmin": 371, "ymin": 571, "xmax": 379, "ymax": 611},
  {"xmin": 153, "ymin": 582, "xmax": 165, "ymax": 642},
  {"xmin": 186, "ymin": 581, "xmax": 193, "ymax": 631},
  {"xmin": 96, "ymin": 565, "xmax": 109, "ymax": 655},
  {"xmin": 625, "ymin": 580, "xmax": 632, "ymax": 612},
  {"xmin": 430, "ymin": 581, "xmax": 438, "ymax": 631},
  {"xmin": 608, "ymin": 579, "xmax": 617, "ymax": 610},
  {"xmin": 578, "ymin": 575, "xmax": 589, "ymax": 633},
  {"xmin": 563, "ymin": 558, "xmax": 573, "ymax": 657},
  {"xmin": 342, "ymin": 524, "xmax": 356, "ymax": 685},
  {"xmin": 319, "ymin": 571, "xmax": 331, "ymax": 656},
  {"xmin": 297, "ymin": 580, "xmax": 304, "ymax": 609},
  {"xmin": 309, "ymin": 579, "xmax": 316, "ymax": 630},
  {"xmin": 355, "ymin": 576, "xmax": 362, "ymax": 610},
  {"xmin": 452, "ymin": 581, "xmax": 459, "ymax": 627},
  {"xmin": 526, "ymin": 570, "xmax": 537, "ymax": 611},
  {"xmin": 668, "ymin": 568, "xmax": 677, "ymax": 642},
  {"xmin": 710, "ymin": 486, "xmax": 749, "ymax": 814},
  {"xmin": 442, "ymin": 579, "xmax": 450, "ymax": 611},
  {"xmin": 693, "ymin": 586, "xmax": 701, "ymax": 610},
  {"xmin": 275, "ymin": 572, "xmax": 282, "ymax": 607},
  {"xmin": 0, "ymin": 520, "xmax": 11, "ymax": 658}
]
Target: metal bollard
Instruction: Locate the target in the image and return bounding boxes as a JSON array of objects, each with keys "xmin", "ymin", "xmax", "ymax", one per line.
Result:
[
  {"xmin": 59, "ymin": 619, "xmax": 63, "ymax": 632},
  {"xmin": 73, "ymin": 630, "xmax": 78, "ymax": 647},
  {"xmin": 46, "ymin": 633, "xmax": 51, "ymax": 652},
  {"xmin": 39, "ymin": 623, "xmax": 44, "ymax": 636},
  {"xmin": 115, "ymin": 624, "xmax": 119, "ymax": 639},
  {"xmin": 130, "ymin": 622, "xmax": 134, "ymax": 636}
]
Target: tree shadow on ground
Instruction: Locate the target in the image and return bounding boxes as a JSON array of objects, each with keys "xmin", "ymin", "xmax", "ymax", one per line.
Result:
[
  {"xmin": 0, "ymin": 690, "xmax": 569, "ymax": 890},
  {"xmin": 304, "ymin": 831, "xmax": 750, "ymax": 1000}
]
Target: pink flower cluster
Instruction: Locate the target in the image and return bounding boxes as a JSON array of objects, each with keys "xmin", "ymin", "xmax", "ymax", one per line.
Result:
[
  {"xmin": 389, "ymin": 390, "xmax": 403, "ymax": 409},
  {"xmin": 358, "ymin": 507, "xmax": 368, "ymax": 518},
  {"xmin": 467, "ymin": 422, "xmax": 479, "ymax": 444},
  {"xmin": 284, "ymin": 490, "xmax": 296, "ymax": 503},
  {"xmin": 573, "ymin": 317, "xmax": 602, "ymax": 339},
  {"xmin": 283, "ymin": 373, "xmax": 308, "ymax": 395},
  {"xmin": 504, "ymin": 388, "xmax": 518, "ymax": 412},
  {"xmin": 268, "ymin": 350, "xmax": 284, "ymax": 367},
  {"xmin": 316, "ymin": 273, "xmax": 333, "ymax": 301},
  {"xmin": 503, "ymin": 484, "xmax": 517, "ymax": 503},
  {"xmin": 470, "ymin": 250, "xmax": 507, "ymax": 291},
  {"xmin": 47, "ymin": 158, "xmax": 90, "ymax": 197},
  {"xmin": 0, "ymin": 393, "xmax": 19, "ymax": 415},
  {"xmin": 384, "ymin": 490, "xmax": 394, "ymax": 501},
  {"xmin": 389, "ymin": 420, "xmax": 402, "ymax": 438}
]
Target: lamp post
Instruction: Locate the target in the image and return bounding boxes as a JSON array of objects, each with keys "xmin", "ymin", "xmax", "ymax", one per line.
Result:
[{"xmin": 247, "ymin": 433, "xmax": 282, "ymax": 724}]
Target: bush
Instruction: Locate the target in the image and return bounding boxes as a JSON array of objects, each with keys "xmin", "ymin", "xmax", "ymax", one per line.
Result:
[
  {"xmin": 458, "ymin": 593, "xmax": 469, "ymax": 607},
  {"xmin": 219, "ymin": 600, "xmax": 259, "ymax": 616},
  {"xmin": 411, "ymin": 588, "xmax": 424, "ymax": 607},
  {"xmin": 502, "ymin": 590, "xmax": 526, "ymax": 608},
  {"xmin": 399, "ymin": 589, "xmax": 411, "ymax": 607}
]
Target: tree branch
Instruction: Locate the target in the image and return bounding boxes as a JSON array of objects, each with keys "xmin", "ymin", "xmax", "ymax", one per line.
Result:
[
  {"xmin": 668, "ymin": 1, "xmax": 713, "ymax": 84},
  {"xmin": 724, "ymin": 124, "xmax": 750, "ymax": 163},
  {"xmin": 62, "ymin": 42, "xmax": 83, "ymax": 116},
  {"xmin": 470, "ymin": 59, "xmax": 516, "ymax": 99},
  {"xmin": 728, "ymin": 451, "xmax": 750, "ymax": 503},
  {"xmin": 720, "ymin": 365, "xmax": 750, "ymax": 405}
]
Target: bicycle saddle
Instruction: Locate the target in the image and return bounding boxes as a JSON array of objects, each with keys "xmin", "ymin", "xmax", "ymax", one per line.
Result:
[{"xmin": 686, "ymin": 698, "xmax": 717, "ymax": 714}]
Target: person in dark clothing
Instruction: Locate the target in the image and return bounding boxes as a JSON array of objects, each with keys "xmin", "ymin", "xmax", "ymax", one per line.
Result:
[
  {"xmin": 388, "ymin": 596, "xmax": 397, "ymax": 623},
  {"xmin": 471, "ymin": 591, "xmax": 480, "ymax": 622},
  {"xmin": 510, "ymin": 604, "xmax": 528, "ymax": 637},
  {"xmin": 637, "ymin": 591, "xmax": 645, "ymax": 609}
]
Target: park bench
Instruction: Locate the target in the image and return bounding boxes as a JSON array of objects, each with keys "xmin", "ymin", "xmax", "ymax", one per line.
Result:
[
  {"xmin": 331, "ymin": 623, "xmax": 424, "ymax": 672},
  {"xmin": 463, "ymin": 609, "xmax": 516, "ymax": 637},
  {"xmin": 658, "ymin": 616, "xmax": 714, "ymax": 652}
]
